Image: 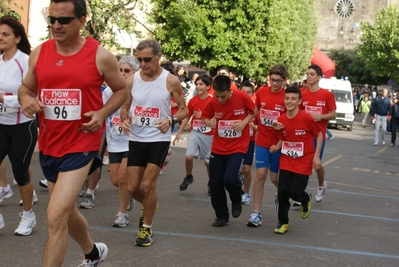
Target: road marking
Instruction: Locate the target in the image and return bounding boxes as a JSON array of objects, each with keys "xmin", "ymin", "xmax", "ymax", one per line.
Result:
[
  {"xmin": 90, "ymin": 226, "xmax": 399, "ymax": 260},
  {"xmin": 323, "ymin": 155, "xmax": 343, "ymax": 166},
  {"xmin": 372, "ymin": 146, "xmax": 388, "ymax": 156}
]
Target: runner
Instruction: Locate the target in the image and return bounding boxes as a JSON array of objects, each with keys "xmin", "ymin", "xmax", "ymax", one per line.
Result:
[
  {"xmin": 202, "ymin": 75, "xmax": 255, "ymax": 227},
  {"xmin": 247, "ymin": 64, "xmax": 287, "ymax": 227},
  {"xmin": 18, "ymin": 0, "xmax": 128, "ymax": 265},
  {"xmin": 173, "ymin": 74, "xmax": 214, "ymax": 194},
  {"xmin": 300, "ymin": 64, "xmax": 336, "ymax": 203},
  {"xmin": 121, "ymin": 39, "xmax": 187, "ymax": 247}
]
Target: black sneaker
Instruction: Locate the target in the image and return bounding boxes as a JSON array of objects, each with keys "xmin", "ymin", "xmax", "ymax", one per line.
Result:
[
  {"xmin": 232, "ymin": 202, "xmax": 242, "ymax": 218},
  {"xmin": 212, "ymin": 217, "xmax": 229, "ymax": 227},
  {"xmin": 179, "ymin": 176, "xmax": 194, "ymax": 191},
  {"xmin": 135, "ymin": 227, "xmax": 153, "ymax": 247}
]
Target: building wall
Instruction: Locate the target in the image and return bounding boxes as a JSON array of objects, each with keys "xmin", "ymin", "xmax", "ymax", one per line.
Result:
[{"xmin": 314, "ymin": 0, "xmax": 399, "ymax": 52}]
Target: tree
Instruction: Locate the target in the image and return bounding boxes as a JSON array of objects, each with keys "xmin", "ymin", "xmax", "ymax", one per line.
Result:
[
  {"xmin": 328, "ymin": 48, "xmax": 388, "ymax": 85},
  {"xmin": 358, "ymin": 6, "xmax": 399, "ymax": 82},
  {"xmin": 149, "ymin": 0, "xmax": 318, "ymax": 80},
  {"xmin": 84, "ymin": 0, "xmax": 139, "ymax": 50},
  {"xmin": 0, "ymin": 0, "xmax": 22, "ymax": 20}
]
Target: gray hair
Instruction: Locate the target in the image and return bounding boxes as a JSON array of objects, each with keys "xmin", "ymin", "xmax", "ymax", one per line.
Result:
[
  {"xmin": 136, "ymin": 39, "xmax": 161, "ymax": 55},
  {"xmin": 119, "ymin": 56, "xmax": 140, "ymax": 72}
]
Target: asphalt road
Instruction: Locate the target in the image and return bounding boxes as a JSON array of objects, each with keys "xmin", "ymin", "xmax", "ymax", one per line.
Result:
[{"xmin": 1, "ymin": 113, "xmax": 398, "ymax": 267}]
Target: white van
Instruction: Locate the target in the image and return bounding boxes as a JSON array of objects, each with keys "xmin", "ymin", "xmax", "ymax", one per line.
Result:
[{"xmin": 319, "ymin": 78, "xmax": 354, "ymax": 131}]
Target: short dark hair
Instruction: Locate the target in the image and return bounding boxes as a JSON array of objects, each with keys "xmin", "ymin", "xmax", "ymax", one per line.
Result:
[
  {"xmin": 160, "ymin": 61, "xmax": 176, "ymax": 75},
  {"xmin": 213, "ymin": 75, "xmax": 231, "ymax": 93},
  {"xmin": 285, "ymin": 85, "xmax": 302, "ymax": 99},
  {"xmin": 0, "ymin": 16, "xmax": 31, "ymax": 55},
  {"xmin": 195, "ymin": 74, "xmax": 212, "ymax": 87},
  {"xmin": 50, "ymin": 0, "xmax": 87, "ymax": 18},
  {"xmin": 269, "ymin": 64, "xmax": 288, "ymax": 79},
  {"xmin": 240, "ymin": 80, "xmax": 254, "ymax": 93},
  {"xmin": 308, "ymin": 64, "xmax": 323, "ymax": 77}
]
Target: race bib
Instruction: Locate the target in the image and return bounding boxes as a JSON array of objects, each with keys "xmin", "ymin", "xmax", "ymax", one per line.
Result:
[
  {"xmin": 218, "ymin": 120, "xmax": 241, "ymax": 138},
  {"xmin": 305, "ymin": 106, "xmax": 322, "ymax": 121},
  {"xmin": 281, "ymin": 141, "xmax": 304, "ymax": 158},
  {"xmin": 260, "ymin": 109, "xmax": 280, "ymax": 127},
  {"xmin": 41, "ymin": 89, "xmax": 82, "ymax": 121},
  {"xmin": 192, "ymin": 119, "xmax": 211, "ymax": 133},
  {"xmin": 111, "ymin": 116, "xmax": 123, "ymax": 134},
  {"xmin": 0, "ymin": 92, "xmax": 18, "ymax": 113},
  {"xmin": 133, "ymin": 105, "xmax": 160, "ymax": 127}
]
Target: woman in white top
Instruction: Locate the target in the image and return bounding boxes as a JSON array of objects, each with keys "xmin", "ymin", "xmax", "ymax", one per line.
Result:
[
  {"xmin": 0, "ymin": 16, "xmax": 37, "ymax": 236},
  {"xmin": 103, "ymin": 56, "xmax": 139, "ymax": 227}
]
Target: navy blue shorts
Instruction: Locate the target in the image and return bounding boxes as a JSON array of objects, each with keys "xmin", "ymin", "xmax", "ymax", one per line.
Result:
[
  {"xmin": 40, "ymin": 151, "xmax": 102, "ymax": 183},
  {"xmin": 243, "ymin": 140, "xmax": 255, "ymax": 166}
]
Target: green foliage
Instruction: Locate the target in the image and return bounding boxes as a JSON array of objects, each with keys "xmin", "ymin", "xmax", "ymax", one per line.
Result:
[
  {"xmin": 84, "ymin": 0, "xmax": 138, "ymax": 49},
  {"xmin": 358, "ymin": 6, "xmax": 399, "ymax": 82},
  {"xmin": 0, "ymin": 0, "xmax": 22, "ymax": 19},
  {"xmin": 329, "ymin": 48, "xmax": 388, "ymax": 85},
  {"xmin": 149, "ymin": 0, "xmax": 317, "ymax": 80}
]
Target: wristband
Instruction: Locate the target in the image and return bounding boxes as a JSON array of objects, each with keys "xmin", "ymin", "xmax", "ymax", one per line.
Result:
[{"xmin": 167, "ymin": 116, "xmax": 172, "ymax": 125}]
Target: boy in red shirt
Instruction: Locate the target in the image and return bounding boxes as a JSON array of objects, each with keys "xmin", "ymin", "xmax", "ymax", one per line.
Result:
[
  {"xmin": 271, "ymin": 85, "xmax": 322, "ymax": 234},
  {"xmin": 203, "ymin": 75, "xmax": 255, "ymax": 227}
]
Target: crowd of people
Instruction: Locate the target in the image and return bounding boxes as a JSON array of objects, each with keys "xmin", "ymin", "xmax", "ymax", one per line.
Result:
[{"xmin": 2, "ymin": 0, "xmax": 394, "ymax": 266}]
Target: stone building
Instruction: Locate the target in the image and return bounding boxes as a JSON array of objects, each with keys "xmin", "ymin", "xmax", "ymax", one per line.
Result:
[{"xmin": 315, "ymin": 0, "xmax": 399, "ymax": 52}]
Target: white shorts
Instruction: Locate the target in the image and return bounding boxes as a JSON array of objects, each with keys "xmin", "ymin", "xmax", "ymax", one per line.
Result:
[{"xmin": 186, "ymin": 130, "xmax": 213, "ymax": 162}]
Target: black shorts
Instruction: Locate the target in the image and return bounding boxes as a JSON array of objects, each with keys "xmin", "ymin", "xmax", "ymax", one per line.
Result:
[
  {"xmin": 109, "ymin": 151, "xmax": 128, "ymax": 164},
  {"xmin": 127, "ymin": 141, "xmax": 170, "ymax": 168}
]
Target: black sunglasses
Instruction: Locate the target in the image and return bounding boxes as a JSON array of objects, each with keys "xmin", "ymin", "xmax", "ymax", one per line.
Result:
[
  {"xmin": 47, "ymin": 16, "xmax": 77, "ymax": 25},
  {"xmin": 137, "ymin": 56, "xmax": 155, "ymax": 63},
  {"xmin": 119, "ymin": 68, "xmax": 132, "ymax": 74}
]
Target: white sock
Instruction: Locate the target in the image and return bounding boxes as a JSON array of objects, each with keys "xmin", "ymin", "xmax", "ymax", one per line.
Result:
[
  {"xmin": 143, "ymin": 223, "xmax": 152, "ymax": 228},
  {"xmin": 23, "ymin": 209, "xmax": 33, "ymax": 218},
  {"xmin": 87, "ymin": 189, "xmax": 95, "ymax": 197}
]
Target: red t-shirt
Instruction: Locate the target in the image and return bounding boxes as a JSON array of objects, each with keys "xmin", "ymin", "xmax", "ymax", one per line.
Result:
[
  {"xmin": 36, "ymin": 37, "xmax": 104, "ymax": 157},
  {"xmin": 300, "ymin": 88, "xmax": 336, "ymax": 140},
  {"xmin": 255, "ymin": 86, "xmax": 286, "ymax": 148},
  {"xmin": 249, "ymin": 94, "xmax": 257, "ymax": 141},
  {"xmin": 187, "ymin": 95, "xmax": 214, "ymax": 136},
  {"xmin": 203, "ymin": 90, "xmax": 255, "ymax": 154},
  {"xmin": 275, "ymin": 110, "xmax": 322, "ymax": 175}
]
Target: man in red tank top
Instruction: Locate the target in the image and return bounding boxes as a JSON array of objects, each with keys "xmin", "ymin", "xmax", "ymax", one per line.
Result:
[{"xmin": 18, "ymin": 1, "xmax": 128, "ymax": 266}]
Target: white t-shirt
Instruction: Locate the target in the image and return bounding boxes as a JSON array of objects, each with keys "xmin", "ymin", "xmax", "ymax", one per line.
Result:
[{"xmin": 0, "ymin": 50, "xmax": 32, "ymax": 125}]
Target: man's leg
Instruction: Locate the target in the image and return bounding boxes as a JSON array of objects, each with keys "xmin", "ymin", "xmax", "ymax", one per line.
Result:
[
  {"xmin": 374, "ymin": 115, "xmax": 381, "ymax": 145},
  {"xmin": 43, "ymin": 161, "xmax": 92, "ymax": 267},
  {"xmin": 141, "ymin": 163, "xmax": 160, "ymax": 226}
]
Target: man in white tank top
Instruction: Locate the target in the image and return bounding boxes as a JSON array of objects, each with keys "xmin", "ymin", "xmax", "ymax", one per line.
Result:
[{"xmin": 121, "ymin": 39, "xmax": 187, "ymax": 247}]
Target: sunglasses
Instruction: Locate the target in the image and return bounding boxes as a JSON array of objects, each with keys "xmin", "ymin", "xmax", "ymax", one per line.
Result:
[
  {"xmin": 47, "ymin": 16, "xmax": 77, "ymax": 25},
  {"xmin": 119, "ymin": 68, "xmax": 132, "ymax": 74},
  {"xmin": 137, "ymin": 56, "xmax": 155, "ymax": 63}
]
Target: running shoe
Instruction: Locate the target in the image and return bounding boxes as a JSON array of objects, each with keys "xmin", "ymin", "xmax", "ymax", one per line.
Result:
[
  {"xmin": 247, "ymin": 210, "xmax": 262, "ymax": 227},
  {"xmin": 18, "ymin": 190, "xmax": 38, "ymax": 206},
  {"xmin": 102, "ymin": 156, "xmax": 109, "ymax": 166},
  {"xmin": 292, "ymin": 201, "xmax": 301, "ymax": 207},
  {"xmin": 135, "ymin": 227, "xmax": 153, "ymax": 247},
  {"xmin": 179, "ymin": 175, "xmax": 194, "ymax": 191},
  {"xmin": 126, "ymin": 197, "xmax": 135, "ymax": 211},
  {"xmin": 14, "ymin": 211, "xmax": 36, "ymax": 236},
  {"xmin": 112, "ymin": 212, "xmax": 129, "ymax": 228},
  {"xmin": 79, "ymin": 194, "xmax": 95, "ymax": 209},
  {"xmin": 0, "ymin": 184, "xmax": 13, "ymax": 203},
  {"xmin": 315, "ymin": 181, "xmax": 327, "ymax": 203},
  {"xmin": 0, "ymin": 214, "xmax": 4, "ymax": 230},
  {"xmin": 274, "ymin": 223, "xmax": 289, "ymax": 234},
  {"xmin": 212, "ymin": 217, "xmax": 229, "ymax": 227},
  {"xmin": 95, "ymin": 183, "xmax": 100, "ymax": 192},
  {"xmin": 300, "ymin": 194, "xmax": 312, "ymax": 219},
  {"xmin": 79, "ymin": 242, "xmax": 108, "ymax": 267},
  {"xmin": 39, "ymin": 179, "xmax": 48, "ymax": 188},
  {"xmin": 241, "ymin": 193, "xmax": 251, "ymax": 205},
  {"xmin": 327, "ymin": 135, "xmax": 334, "ymax": 141},
  {"xmin": 79, "ymin": 180, "xmax": 88, "ymax": 197},
  {"xmin": 232, "ymin": 202, "xmax": 242, "ymax": 218}
]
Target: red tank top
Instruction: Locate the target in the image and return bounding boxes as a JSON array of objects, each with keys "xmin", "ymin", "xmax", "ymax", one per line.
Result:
[{"xmin": 36, "ymin": 37, "xmax": 104, "ymax": 157}]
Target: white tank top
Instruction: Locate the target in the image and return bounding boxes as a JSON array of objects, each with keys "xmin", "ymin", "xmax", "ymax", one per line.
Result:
[
  {"xmin": 0, "ymin": 50, "xmax": 33, "ymax": 125},
  {"xmin": 129, "ymin": 69, "xmax": 171, "ymax": 142}
]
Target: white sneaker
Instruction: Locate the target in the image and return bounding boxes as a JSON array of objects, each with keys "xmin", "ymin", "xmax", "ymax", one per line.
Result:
[
  {"xmin": 39, "ymin": 179, "xmax": 48, "ymax": 188},
  {"xmin": 19, "ymin": 190, "xmax": 38, "ymax": 206},
  {"xmin": 126, "ymin": 197, "xmax": 135, "ymax": 211},
  {"xmin": 14, "ymin": 211, "xmax": 36, "ymax": 236},
  {"xmin": 95, "ymin": 183, "xmax": 100, "ymax": 192},
  {"xmin": 241, "ymin": 193, "xmax": 251, "ymax": 205},
  {"xmin": 102, "ymin": 156, "xmax": 109, "ymax": 166},
  {"xmin": 0, "ymin": 214, "xmax": 4, "ymax": 229},
  {"xmin": 112, "ymin": 212, "xmax": 129, "ymax": 228},
  {"xmin": 315, "ymin": 181, "xmax": 327, "ymax": 203},
  {"xmin": 0, "ymin": 184, "xmax": 13, "ymax": 203},
  {"xmin": 79, "ymin": 242, "xmax": 108, "ymax": 267}
]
